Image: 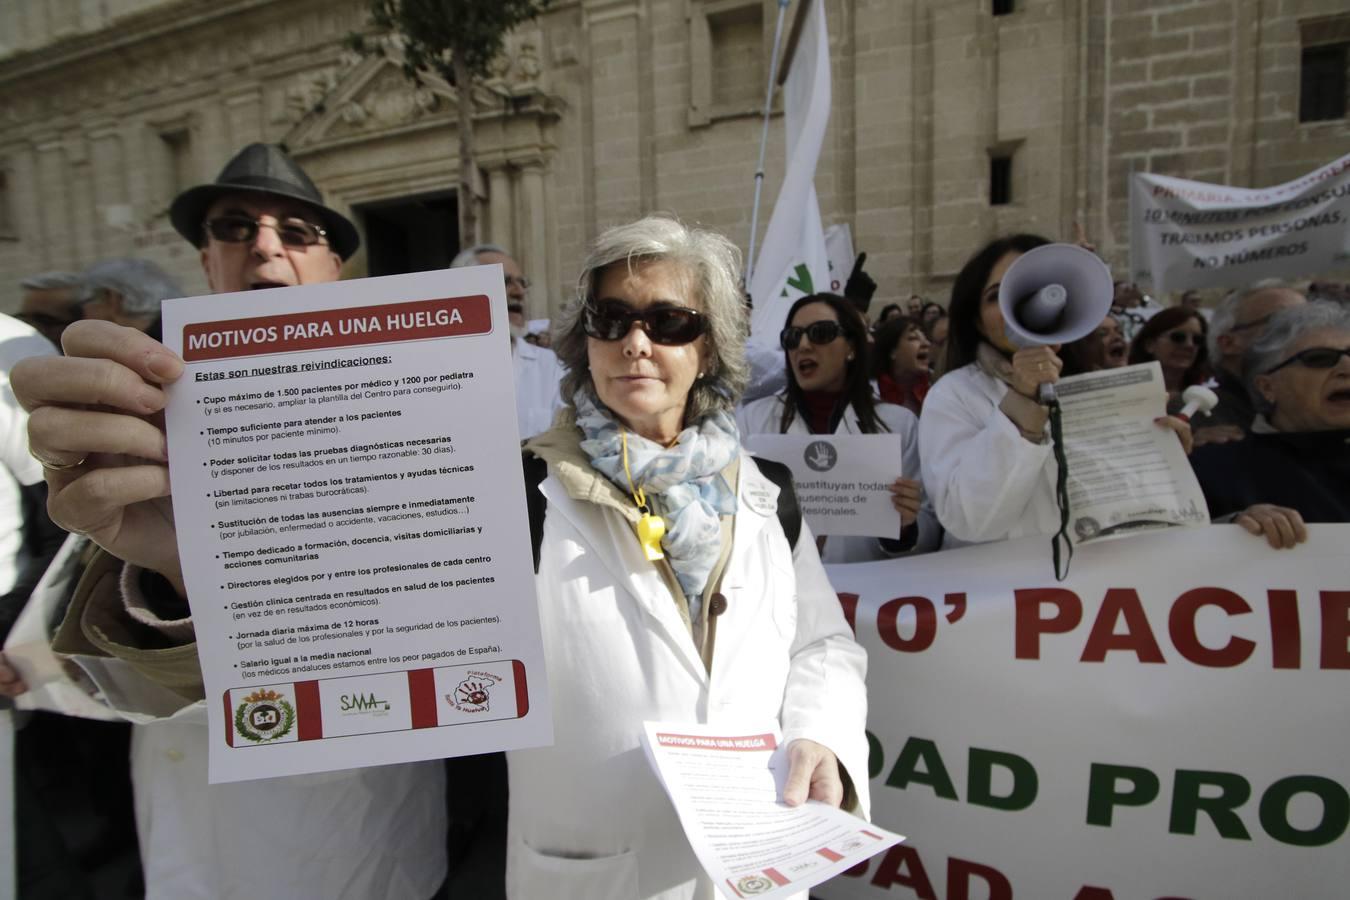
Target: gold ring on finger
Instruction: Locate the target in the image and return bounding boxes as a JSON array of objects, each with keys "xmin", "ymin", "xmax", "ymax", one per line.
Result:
[{"xmin": 35, "ymin": 452, "xmax": 88, "ymax": 471}]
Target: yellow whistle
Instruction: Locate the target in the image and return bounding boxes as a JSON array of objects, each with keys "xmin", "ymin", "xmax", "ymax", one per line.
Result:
[{"xmin": 637, "ymin": 512, "xmax": 666, "ymax": 561}]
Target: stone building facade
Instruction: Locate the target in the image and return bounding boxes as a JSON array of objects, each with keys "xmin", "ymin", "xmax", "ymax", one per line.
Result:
[{"xmin": 2, "ymin": 0, "xmax": 1348, "ymax": 319}]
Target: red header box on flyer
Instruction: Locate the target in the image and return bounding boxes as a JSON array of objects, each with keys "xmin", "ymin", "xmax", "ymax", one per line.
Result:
[{"xmin": 182, "ymin": 295, "xmax": 492, "ymax": 362}]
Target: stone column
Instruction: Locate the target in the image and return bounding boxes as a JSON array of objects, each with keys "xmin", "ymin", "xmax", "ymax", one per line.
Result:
[
  {"xmin": 488, "ymin": 165, "xmax": 515, "ymax": 252},
  {"xmin": 89, "ymin": 123, "xmax": 130, "ymax": 256},
  {"xmin": 66, "ymin": 133, "xmax": 97, "ymax": 267},
  {"xmin": 35, "ymin": 137, "xmax": 72, "ymax": 269},
  {"xmin": 517, "ymin": 159, "xmax": 549, "ymax": 320}
]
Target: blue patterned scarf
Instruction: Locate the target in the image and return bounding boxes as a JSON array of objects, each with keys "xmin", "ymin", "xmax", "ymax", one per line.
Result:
[{"xmin": 575, "ymin": 390, "xmax": 739, "ymax": 606}]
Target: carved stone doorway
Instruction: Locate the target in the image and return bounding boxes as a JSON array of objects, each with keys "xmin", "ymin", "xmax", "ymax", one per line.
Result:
[{"xmin": 356, "ymin": 189, "xmax": 460, "ymax": 277}]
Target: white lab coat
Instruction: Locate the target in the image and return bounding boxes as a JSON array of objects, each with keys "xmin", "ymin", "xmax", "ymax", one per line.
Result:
[
  {"xmin": 506, "ymin": 447, "xmax": 869, "ymax": 900},
  {"xmin": 46, "ymin": 561, "xmax": 448, "ymax": 900},
  {"xmin": 127, "ymin": 707, "xmax": 447, "ymax": 900},
  {"xmin": 513, "ymin": 339, "xmax": 565, "ymax": 440},
  {"xmin": 735, "ymin": 393, "xmax": 940, "ymax": 562},
  {"xmin": 917, "ymin": 362, "xmax": 1058, "ymax": 547},
  {"xmin": 0, "ymin": 315, "xmax": 56, "ymax": 596}
]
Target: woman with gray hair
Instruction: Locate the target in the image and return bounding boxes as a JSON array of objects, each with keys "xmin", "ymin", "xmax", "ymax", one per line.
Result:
[
  {"xmin": 1189, "ymin": 300, "xmax": 1350, "ymax": 548},
  {"xmin": 513, "ymin": 214, "xmax": 869, "ymax": 898}
]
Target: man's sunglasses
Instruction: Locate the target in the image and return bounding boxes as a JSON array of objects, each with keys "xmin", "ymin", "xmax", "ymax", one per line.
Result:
[
  {"xmin": 1166, "ymin": 330, "xmax": 1204, "ymax": 347},
  {"xmin": 1264, "ymin": 346, "xmax": 1350, "ymax": 374},
  {"xmin": 582, "ymin": 300, "xmax": 706, "ymax": 345},
  {"xmin": 781, "ymin": 320, "xmax": 844, "ymax": 351},
  {"xmin": 205, "ymin": 215, "xmax": 327, "ymax": 248}
]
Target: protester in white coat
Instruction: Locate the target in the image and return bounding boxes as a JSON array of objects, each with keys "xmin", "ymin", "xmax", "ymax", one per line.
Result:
[
  {"xmin": 519, "ymin": 216, "xmax": 869, "ymax": 899},
  {"xmin": 451, "ymin": 243, "xmax": 564, "ymax": 438},
  {"xmin": 920, "ymin": 234, "xmax": 1192, "ymax": 548},
  {"xmin": 737, "ymin": 292, "xmax": 938, "ymax": 562},
  {"xmin": 9, "ymin": 144, "xmax": 448, "ymax": 899}
]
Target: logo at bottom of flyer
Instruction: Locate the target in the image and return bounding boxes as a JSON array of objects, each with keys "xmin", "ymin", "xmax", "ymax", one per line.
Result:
[
  {"xmin": 735, "ymin": 874, "xmax": 777, "ymax": 895},
  {"xmin": 234, "ymin": 688, "xmax": 296, "ymax": 743},
  {"xmin": 446, "ymin": 670, "xmax": 501, "ymax": 714}
]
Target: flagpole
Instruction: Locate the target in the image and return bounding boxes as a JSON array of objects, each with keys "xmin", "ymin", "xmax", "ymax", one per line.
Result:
[{"xmin": 745, "ymin": 0, "xmax": 794, "ymax": 286}]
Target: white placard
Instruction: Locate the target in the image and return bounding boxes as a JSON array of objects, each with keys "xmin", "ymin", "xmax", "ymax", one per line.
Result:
[
  {"xmin": 815, "ymin": 525, "xmax": 1349, "ymax": 900},
  {"xmin": 160, "ymin": 266, "xmax": 553, "ymax": 783},
  {"xmin": 641, "ymin": 720, "xmax": 903, "ymax": 899},
  {"xmin": 1055, "ymin": 361, "xmax": 1209, "ymax": 544},
  {"xmin": 3, "ymin": 535, "xmax": 122, "ymax": 721},
  {"xmin": 1129, "ymin": 153, "xmax": 1350, "ymax": 293},
  {"xmin": 744, "ymin": 434, "xmax": 903, "ymax": 538}
]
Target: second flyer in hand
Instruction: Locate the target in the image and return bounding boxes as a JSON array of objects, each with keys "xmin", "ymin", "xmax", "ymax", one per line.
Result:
[{"xmin": 160, "ymin": 264, "xmax": 553, "ymax": 783}]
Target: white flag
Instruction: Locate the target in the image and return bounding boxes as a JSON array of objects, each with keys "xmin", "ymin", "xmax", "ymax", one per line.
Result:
[{"xmin": 749, "ymin": 0, "xmax": 831, "ymax": 344}]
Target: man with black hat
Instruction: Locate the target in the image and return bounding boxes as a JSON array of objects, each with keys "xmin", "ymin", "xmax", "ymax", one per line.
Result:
[{"xmin": 8, "ymin": 144, "xmax": 449, "ymax": 899}]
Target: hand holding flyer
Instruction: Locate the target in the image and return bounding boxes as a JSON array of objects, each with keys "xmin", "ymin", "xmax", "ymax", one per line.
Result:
[
  {"xmin": 641, "ymin": 721, "xmax": 903, "ymax": 899},
  {"xmin": 1055, "ymin": 361, "xmax": 1209, "ymax": 544},
  {"xmin": 160, "ymin": 265, "xmax": 553, "ymax": 783}
]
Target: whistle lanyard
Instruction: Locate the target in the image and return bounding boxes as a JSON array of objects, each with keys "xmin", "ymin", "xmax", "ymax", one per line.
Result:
[{"xmin": 621, "ymin": 429, "xmax": 668, "ymax": 561}]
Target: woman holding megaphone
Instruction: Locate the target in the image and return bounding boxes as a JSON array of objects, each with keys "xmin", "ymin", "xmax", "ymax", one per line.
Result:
[{"xmin": 918, "ymin": 235, "xmax": 1192, "ymax": 548}]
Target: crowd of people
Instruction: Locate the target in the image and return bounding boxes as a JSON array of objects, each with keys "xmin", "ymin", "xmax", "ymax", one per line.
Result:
[{"xmin": 0, "ymin": 142, "xmax": 1346, "ymax": 898}]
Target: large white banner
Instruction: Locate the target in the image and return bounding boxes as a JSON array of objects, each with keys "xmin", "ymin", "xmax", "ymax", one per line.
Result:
[
  {"xmin": 1129, "ymin": 154, "xmax": 1350, "ymax": 293},
  {"xmin": 748, "ymin": 0, "xmax": 831, "ymax": 342},
  {"xmin": 817, "ymin": 526, "xmax": 1348, "ymax": 900}
]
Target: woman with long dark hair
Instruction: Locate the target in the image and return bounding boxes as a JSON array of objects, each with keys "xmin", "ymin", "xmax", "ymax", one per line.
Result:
[
  {"xmin": 919, "ymin": 235, "xmax": 1191, "ymax": 547},
  {"xmin": 737, "ymin": 292, "xmax": 938, "ymax": 560},
  {"xmin": 1127, "ymin": 306, "xmax": 1211, "ymax": 401}
]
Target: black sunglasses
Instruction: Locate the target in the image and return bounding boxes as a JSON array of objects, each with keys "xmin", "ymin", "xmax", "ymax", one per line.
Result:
[
  {"xmin": 780, "ymin": 320, "xmax": 844, "ymax": 351},
  {"xmin": 205, "ymin": 214, "xmax": 327, "ymax": 248},
  {"xmin": 1264, "ymin": 346, "xmax": 1350, "ymax": 374},
  {"xmin": 1166, "ymin": 330, "xmax": 1204, "ymax": 347},
  {"xmin": 582, "ymin": 300, "xmax": 706, "ymax": 345}
]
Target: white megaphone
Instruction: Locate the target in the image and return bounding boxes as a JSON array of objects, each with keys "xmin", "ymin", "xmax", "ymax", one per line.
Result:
[{"xmin": 997, "ymin": 243, "xmax": 1114, "ymax": 402}]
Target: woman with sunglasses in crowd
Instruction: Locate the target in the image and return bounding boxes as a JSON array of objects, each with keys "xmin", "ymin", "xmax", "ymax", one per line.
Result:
[
  {"xmin": 1189, "ymin": 301, "xmax": 1350, "ymax": 549},
  {"xmin": 918, "ymin": 235, "xmax": 1194, "ymax": 548},
  {"xmin": 1126, "ymin": 306, "xmax": 1211, "ymax": 405},
  {"xmin": 516, "ymin": 217, "xmax": 868, "ymax": 898},
  {"xmin": 736, "ymin": 293, "xmax": 938, "ymax": 561}
]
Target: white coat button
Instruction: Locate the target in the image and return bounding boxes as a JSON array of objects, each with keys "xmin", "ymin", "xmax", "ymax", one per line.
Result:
[{"xmin": 166, "ymin": 749, "xmax": 184, "ymax": 762}]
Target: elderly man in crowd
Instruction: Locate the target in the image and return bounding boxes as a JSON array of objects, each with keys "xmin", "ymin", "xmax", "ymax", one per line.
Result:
[
  {"xmin": 1202, "ymin": 281, "xmax": 1306, "ymax": 441},
  {"xmin": 450, "ymin": 243, "xmax": 563, "ymax": 439},
  {"xmin": 15, "ymin": 271, "xmax": 87, "ymax": 348},
  {"xmin": 5, "ymin": 143, "xmax": 448, "ymax": 900},
  {"xmin": 80, "ymin": 258, "xmax": 184, "ymax": 334},
  {"xmin": 1190, "ymin": 300, "xmax": 1350, "ymax": 549}
]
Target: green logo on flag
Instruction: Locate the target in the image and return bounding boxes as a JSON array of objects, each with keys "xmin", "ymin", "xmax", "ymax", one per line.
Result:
[{"xmin": 781, "ymin": 263, "xmax": 815, "ymax": 298}]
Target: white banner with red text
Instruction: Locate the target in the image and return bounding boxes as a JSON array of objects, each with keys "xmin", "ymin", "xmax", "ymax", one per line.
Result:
[
  {"xmin": 816, "ymin": 525, "xmax": 1347, "ymax": 900},
  {"xmin": 1129, "ymin": 153, "xmax": 1350, "ymax": 293}
]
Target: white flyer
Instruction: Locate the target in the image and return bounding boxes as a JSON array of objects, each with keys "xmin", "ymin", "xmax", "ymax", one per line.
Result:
[
  {"xmin": 160, "ymin": 265, "xmax": 553, "ymax": 783},
  {"xmin": 641, "ymin": 721, "xmax": 903, "ymax": 899},
  {"xmin": 1055, "ymin": 361, "xmax": 1209, "ymax": 544},
  {"xmin": 742, "ymin": 434, "xmax": 903, "ymax": 538}
]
